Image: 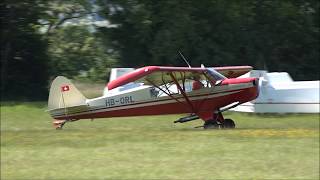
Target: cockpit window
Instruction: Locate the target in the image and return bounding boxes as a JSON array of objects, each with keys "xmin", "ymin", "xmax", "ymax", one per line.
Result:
[{"xmin": 206, "ymin": 68, "xmax": 226, "ymax": 81}]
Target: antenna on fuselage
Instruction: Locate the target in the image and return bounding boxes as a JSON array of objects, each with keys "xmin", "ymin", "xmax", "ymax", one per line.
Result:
[{"xmin": 178, "ymin": 51, "xmax": 191, "ymax": 68}]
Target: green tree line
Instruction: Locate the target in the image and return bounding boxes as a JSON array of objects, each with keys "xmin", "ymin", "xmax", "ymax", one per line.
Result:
[{"xmin": 1, "ymin": 0, "xmax": 319, "ymax": 100}]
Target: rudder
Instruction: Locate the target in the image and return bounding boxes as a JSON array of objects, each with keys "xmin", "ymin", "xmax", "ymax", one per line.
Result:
[{"xmin": 48, "ymin": 76, "xmax": 87, "ymax": 110}]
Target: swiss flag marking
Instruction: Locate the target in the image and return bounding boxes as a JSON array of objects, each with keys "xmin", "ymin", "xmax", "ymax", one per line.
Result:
[{"xmin": 61, "ymin": 85, "xmax": 70, "ymax": 92}]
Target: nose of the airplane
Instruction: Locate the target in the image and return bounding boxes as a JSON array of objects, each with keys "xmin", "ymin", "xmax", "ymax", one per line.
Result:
[{"xmin": 220, "ymin": 77, "xmax": 260, "ymax": 102}]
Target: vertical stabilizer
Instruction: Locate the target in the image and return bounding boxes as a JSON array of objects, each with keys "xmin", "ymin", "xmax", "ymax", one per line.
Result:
[{"xmin": 48, "ymin": 76, "xmax": 87, "ymax": 110}]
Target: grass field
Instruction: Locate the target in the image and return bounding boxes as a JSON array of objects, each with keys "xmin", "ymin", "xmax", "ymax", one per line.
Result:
[{"xmin": 1, "ymin": 102, "xmax": 319, "ymax": 180}]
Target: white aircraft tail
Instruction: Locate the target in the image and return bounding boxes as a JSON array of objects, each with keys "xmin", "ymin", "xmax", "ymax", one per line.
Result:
[
  {"xmin": 109, "ymin": 68, "xmax": 135, "ymax": 82},
  {"xmin": 104, "ymin": 68, "xmax": 136, "ymax": 95},
  {"xmin": 48, "ymin": 76, "xmax": 87, "ymax": 111}
]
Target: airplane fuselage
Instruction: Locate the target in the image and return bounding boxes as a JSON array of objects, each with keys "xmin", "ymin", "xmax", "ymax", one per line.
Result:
[{"xmin": 50, "ymin": 77, "xmax": 258, "ymax": 121}]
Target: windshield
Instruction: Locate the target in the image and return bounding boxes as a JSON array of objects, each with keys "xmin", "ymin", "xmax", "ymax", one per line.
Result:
[{"xmin": 206, "ymin": 68, "xmax": 226, "ymax": 81}]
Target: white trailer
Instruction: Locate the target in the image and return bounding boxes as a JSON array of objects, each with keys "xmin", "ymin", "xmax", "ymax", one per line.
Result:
[{"xmin": 231, "ymin": 70, "xmax": 320, "ymax": 113}]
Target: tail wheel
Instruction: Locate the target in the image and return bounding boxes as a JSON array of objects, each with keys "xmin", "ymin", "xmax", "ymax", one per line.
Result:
[
  {"xmin": 53, "ymin": 119, "xmax": 67, "ymax": 130},
  {"xmin": 223, "ymin": 118, "xmax": 235, "ymax": 129}
]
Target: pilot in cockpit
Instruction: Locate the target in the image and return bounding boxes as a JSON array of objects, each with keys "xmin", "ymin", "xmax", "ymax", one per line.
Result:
[{"xmin": 192, "ymin": 75, "xmax": 204, "ymax": 90}]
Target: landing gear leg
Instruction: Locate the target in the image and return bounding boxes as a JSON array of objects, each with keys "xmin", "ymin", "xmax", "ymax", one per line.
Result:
[
  {"xmin": 203, "ymin": 120, "xmax": 219, "ymax": 129},
  {"xmin": 203, "ymin": 112, "xmax": 236, "ymax": 129},
  {"xmin": 203, "ymin": 112, "xmax": 223, "ymax": 129}
]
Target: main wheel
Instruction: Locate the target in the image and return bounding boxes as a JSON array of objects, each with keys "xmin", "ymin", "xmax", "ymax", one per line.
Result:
[
  {"xmin": 223, "ymin": 118, "xmax": 235, "ymax": 129},
  {"xmin": 203, "ymin": 120, "xmax": 219, "ymax": 129}
]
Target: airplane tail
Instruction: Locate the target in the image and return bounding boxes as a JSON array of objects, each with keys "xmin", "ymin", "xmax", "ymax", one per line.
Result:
[
  {"xmin": 48, "ymin": 76, "xmax": 90, "ymax": 129},
  {"xmin": 48, "ymin": 76, "xmax": 87, "ymax": 111}
]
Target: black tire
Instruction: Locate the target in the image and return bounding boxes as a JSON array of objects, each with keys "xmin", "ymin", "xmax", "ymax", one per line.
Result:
[
  {"xmin": 223, "ymin": 118, "xmax": 235, "ymax": 129},
  {"xmin": 203, "ymin": 120, "xmax": 219, "ymax": 129}
]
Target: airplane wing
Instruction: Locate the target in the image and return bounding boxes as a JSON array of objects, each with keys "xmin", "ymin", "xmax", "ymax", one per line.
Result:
[
  {"xmin": 215, "ymin": 66, "xmax": 252, "ymax": 78},
  {"xmin": 107, "ymin": 66, "xmax": 252, "ymax": 90}
]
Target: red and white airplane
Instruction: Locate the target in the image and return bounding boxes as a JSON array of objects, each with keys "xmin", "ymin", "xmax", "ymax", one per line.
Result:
[{"xmin": 48, "ymin": 66, "xmax": 259, "ymax": 129}]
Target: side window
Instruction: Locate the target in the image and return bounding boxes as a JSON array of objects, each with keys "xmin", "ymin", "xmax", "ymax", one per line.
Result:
[
  {"xmin": 149, "ymin": 87, "xmax": 159, "ymax": 98},
  {"xmin": 192, "ymin": 79, "xmax": 204, "ymax": 90}
]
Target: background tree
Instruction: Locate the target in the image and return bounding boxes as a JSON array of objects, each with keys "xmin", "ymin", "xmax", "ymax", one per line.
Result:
[
  {"xmin": 1, "ymin": 0, "xmax": 319, "ymax": 101},
  {"xmin": 97, "ymin": 0, "xmax": 319, "ymax": 80},
  {"xmin": 38, "ymin": 0, "xmax": 94, "ymax": 35},
  {"xmin": 41, "ymin": 0, "xmax": 119, "ymax": 82},
  {"xmin": 1, "ymin": 0, "xmax": 118, "ymax": 100},
  {"xmin": 1, "ymin": 1, "xmax": 49, "ymax": 100},
  {"xmin": 47, "ymin": 25, "xmax": 117, "ymax": 82}
]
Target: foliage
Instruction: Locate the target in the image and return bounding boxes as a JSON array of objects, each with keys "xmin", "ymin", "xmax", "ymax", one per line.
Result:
[
  {"xmin": 47, "ymin": 25, "xmax": 117, "ymax": 82},
  {"xmin": 97, "ymin": 0, "xmax": 319, "ymax": 80},
  {"xmin": 41, "ymin": 0, "xmax": 118, "ymax": 82},
  {"xmin": 38, "ymin": 0, "xmax": 94, "ymax": 34},
  {"xmin": 1, "ymin": 0, "xmax": 117, "ymax": 100},
  {"xmin": 1, "ymin": 0, "xmax": 319, "ymax": 100},
  {"xmin": 1, "ymin": 1, "xmax": 49, "ymax": 100}
]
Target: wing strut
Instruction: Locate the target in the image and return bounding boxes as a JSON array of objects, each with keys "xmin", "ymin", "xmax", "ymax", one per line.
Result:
[
  {"xmin": 179, "ymin": 72, "xmax": 186, "ymax": 91},
  {"xmin": 169, "ymin": 72, "xmax": 195, "ymax": 113},
  {"xmin": 146, "ymin": 79, "xmax": 183, "ymax": 104}
]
